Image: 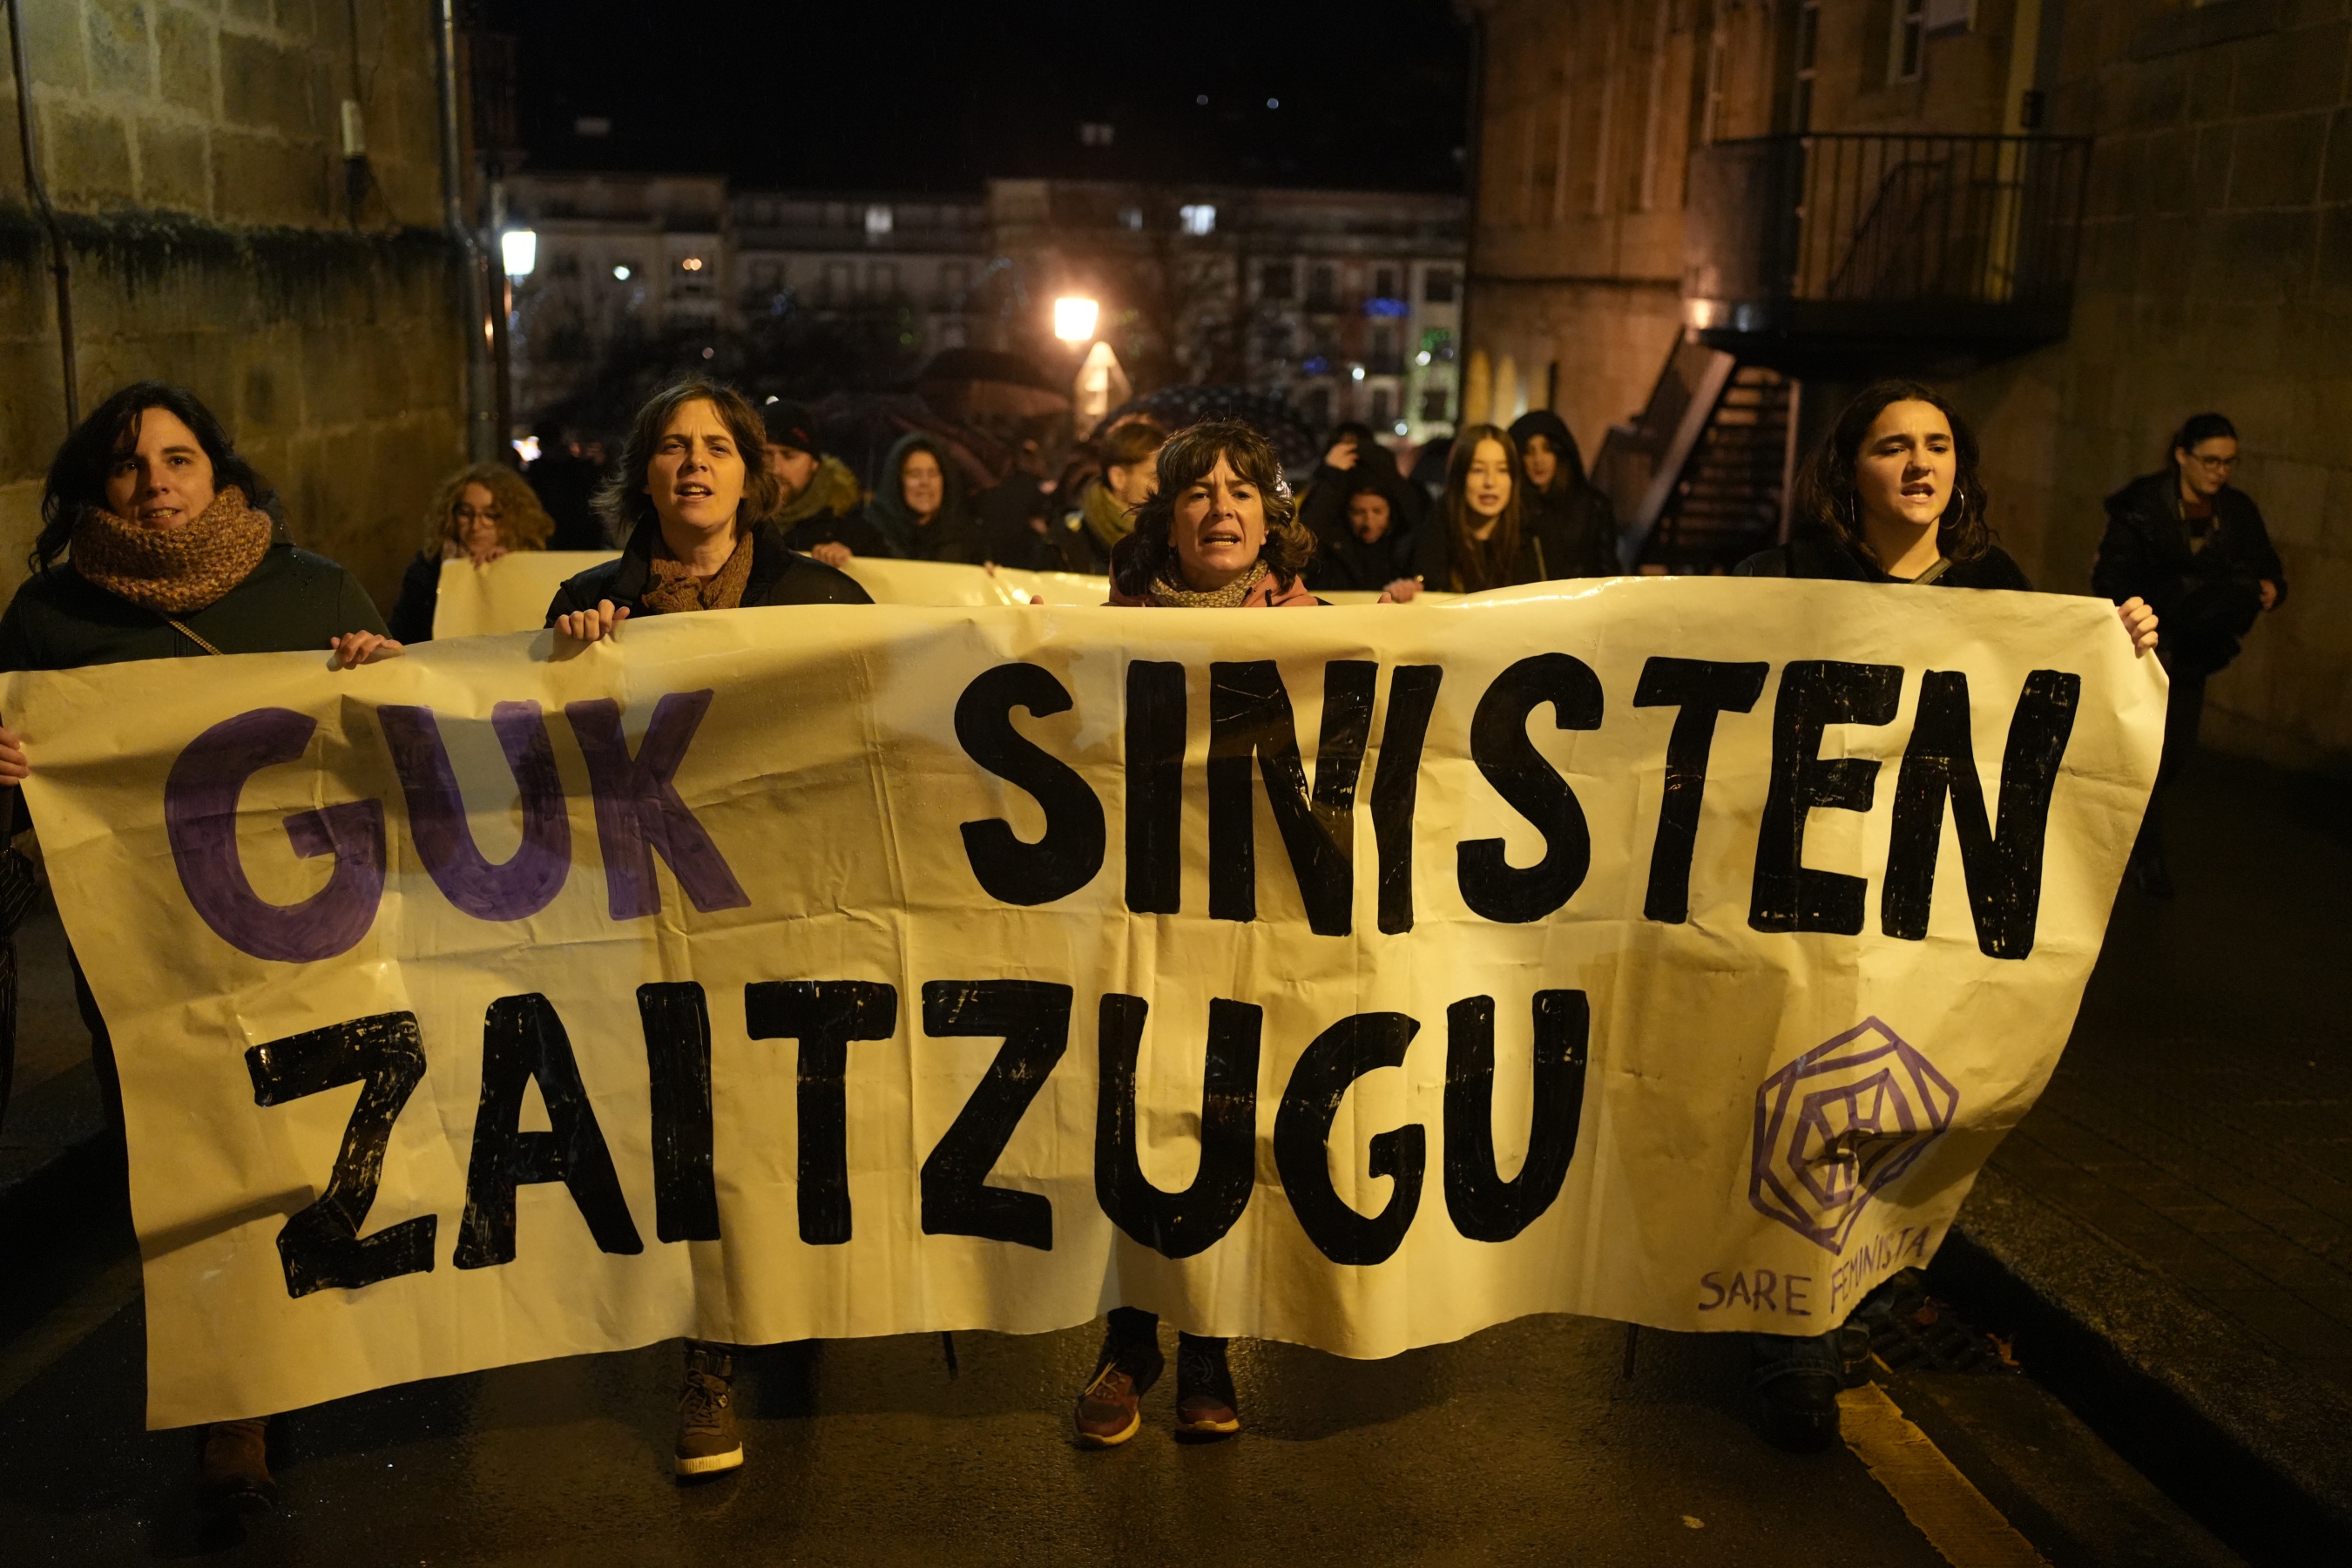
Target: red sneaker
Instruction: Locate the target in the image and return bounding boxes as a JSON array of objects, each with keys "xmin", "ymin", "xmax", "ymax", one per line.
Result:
[{"xmin": 1074, "ymin": 1324, "xmax": 1164, "ymax": 1448}]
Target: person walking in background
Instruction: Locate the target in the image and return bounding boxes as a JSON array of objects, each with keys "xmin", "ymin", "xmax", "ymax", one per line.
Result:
[
  {"xmin": 0, "ymin": 380, "xmax": 401, "ymax": 1514},
  {"xmin": 1301, "ymin": 467, "xmax": 1417, "ymax": 594},
  {"xmin": 1508, "ymin": 410, "xmax": 1620, "ymax": 578},
  {"xmin": 1736, "ymin": 379, "xmax": 2157, "ymax": 1452},
  {"xmin": 1078, "ymin": 420, "xmax": 1318, "ymax": 1448},
  {"xmin": 863, "ymin": 432, "xmax": 985, "ymax": 563},
  {"xmin": 760, "ymin": 399, "xmax": 882, "ymax": 564},
  {"xmin": 2093, "ymin": 413, "xmax": 2288, "ymax": 897},
  {"xmin": 1393, "ymin": 422, "xmax": 1549, "ymax": 598},
  {"xmin": 525, "ymin": 416, "xmax": 607, "ymax": 551},
  {"xmin": 1052, "ymin": 414, "xmax": 1168, "ymax": 572},
  {"xmin": 385, "ymin": 463, "xmax": 555, "ymax": 644}
]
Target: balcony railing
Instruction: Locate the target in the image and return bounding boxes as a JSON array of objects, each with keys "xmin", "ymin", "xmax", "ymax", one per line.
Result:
[{"xmin": 1682, "ymin": 132, "xmax": 2092, "ymax": 373}]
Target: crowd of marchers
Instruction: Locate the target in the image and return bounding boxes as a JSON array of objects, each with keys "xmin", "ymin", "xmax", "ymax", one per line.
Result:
[{"xmin": 0, "ymin": 354, "xmax": 2293, "ymax": 1517}]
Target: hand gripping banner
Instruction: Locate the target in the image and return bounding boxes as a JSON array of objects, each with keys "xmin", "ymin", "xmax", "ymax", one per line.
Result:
[{"xmin": 0, "ymin": 579, "xmax": 2164, "ymax": 1427}]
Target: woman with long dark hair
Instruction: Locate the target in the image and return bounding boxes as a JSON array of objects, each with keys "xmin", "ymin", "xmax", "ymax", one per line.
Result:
[
  {"xmin": 1733, "ymin": 380, "xmax": 2155, "ymax": 1454},
  {"xmin": 0, "ymin": 380, "xmax": 397, "ymax": 1512},
  {"xmin": 1395, "ymin": 422, "xmax": 1554, "ymax": 598},
  {"xmin": 1508, "ymin": 409, "xmax": 1619, "ymax": 579}
]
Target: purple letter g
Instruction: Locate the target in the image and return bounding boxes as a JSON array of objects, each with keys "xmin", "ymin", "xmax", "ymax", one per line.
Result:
[{"xmin": 164, "ymin": 707, "xmax": 386, "ymax": 963}]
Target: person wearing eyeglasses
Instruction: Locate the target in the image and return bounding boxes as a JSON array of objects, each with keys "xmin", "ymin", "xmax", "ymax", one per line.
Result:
[{"xmin": 2093, "ymin": 413, "xmax": 2288, "ymax": 897}]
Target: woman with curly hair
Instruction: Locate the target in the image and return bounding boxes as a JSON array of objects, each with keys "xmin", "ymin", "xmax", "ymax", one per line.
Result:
[
  {"xmin": 1073, "ymin": 420, "xmax": 1316, "ymax": 1457},
  {"xmin": 1731, "ymin": 380, "xmax": 2157, "ymax": 1456},
  {"xmin": 1106, "ymin": 418, "xmax": 1317, "ymax": 608},
  {"xmin": 385, "ymin": 463, "xmax": 556, "ymax": 643}
]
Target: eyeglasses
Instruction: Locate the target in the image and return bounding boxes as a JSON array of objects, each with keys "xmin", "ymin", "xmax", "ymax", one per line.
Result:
[
  {"xmin": 454, "ymin": 504, "xmax": 504, "ymax": 522},
  {"xmin": 2186, "ymin": 452, "xmax": 2238, "ymax": 472}
]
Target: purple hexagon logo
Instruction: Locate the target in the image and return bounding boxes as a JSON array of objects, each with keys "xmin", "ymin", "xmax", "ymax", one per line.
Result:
[{"xmin": 1749, "ymin": 1017, "xmax": 1958, "ymax": 1254}]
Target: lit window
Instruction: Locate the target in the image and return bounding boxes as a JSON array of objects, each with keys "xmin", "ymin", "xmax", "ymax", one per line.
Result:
[
  {"xmin": 1079, "ymin": 122, "xmax": 1115, "ymax": 146},
  {"xmin": 1892, "ymin": 0, "xmax": 1926, "ymax": 79},
  {"xmin": 1120, "ymin": 206, "xmax": 1144, "ymax": 230},
  {"xmin": 865, "ymin": 204, "xmax": 894, "ymax": 237},
  {"xmin": 1179, "ymin": 204, "xmax": 1216, "ymax": 237},
  {"xmin": 612, "ymin": 264, "xmax": 632, "ymax": 280},
  {"xmin": 679, "ymin": 256, "xmax": 705, "ymax": 273}
]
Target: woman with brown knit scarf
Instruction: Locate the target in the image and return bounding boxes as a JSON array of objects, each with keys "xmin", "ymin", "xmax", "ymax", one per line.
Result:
[
  {"xmin": 546, "ymin": 378, "xmax": 869, "ymax": 647},
  {"xmin": 0, "ymin": 380, "xmax": 398, "ymax": 1516}
]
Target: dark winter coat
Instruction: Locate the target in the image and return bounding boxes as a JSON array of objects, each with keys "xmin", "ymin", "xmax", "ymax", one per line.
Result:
[
  {"xmin": 1301, "ymin": 474, "xmax": 1418, "ymax": 593},
  {"xmin": 386, "ymin": 551, "xmax": 445, "ymax": 645},
  {"xmin": 1411, "ymin": 515, "xmax": 1560, "ymax": 592},
  {"xmin": 1734, "ymin": 534, "xmax": 2034, "ymax": 590},
  {"xmin": 1506, "ymin": 411, "xmax": 1621, "ymax": 578},
  {"xmin": 543, "ymin": 518, "xmax": 871, "ymax": 624},
  {"xmin": 0, "ymin": 521, "xmax": 389, "ymax": 673},
  {"xmin": 863, "ymin": 432, "xmax": 985, "ymax": 563},
  {"xmin": 527, "ymin": 449, "xmax": 609, "ymax": 552},
  {"xmin": 2092, "ymin": 472, "xmax": 2287, "ymax": 677}
]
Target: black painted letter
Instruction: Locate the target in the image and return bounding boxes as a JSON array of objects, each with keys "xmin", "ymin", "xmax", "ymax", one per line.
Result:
[
  {"xmin": 1632, "ymin": 658, "xmax": 1768, "ymax": 923},
  {"xmin": 245, "ymin": 1011, "xmax": 436, "ymax": 1296},
  {"xmin": 1457, "ymin": 653, "xmax": 1604, "ymax": 923},
  {"xmin": 456, "ymin": 994, "xmax": 644, "ymax": 1267},
  {"xmin": 1443, "ymin": 991, "xmax": 1589, "ymax": 1242},
  {"xmin": 640, "ymin": 982, "xmax": 718, "ymax": 1243},
  {"xmin": 1095, "ymin": 994, "xmax": 1260, "ymax": 1258},
  {"xmin": 1208, "ymin": 660, "xmax": 1375, "ymax": 936},
  {"xmin": 1274, "ymin": 1011, "xmax": 1424, "ymax": 1265},
  {"xmin": 1882, "ymin": 669, "xmax": 2079, "ymax": 959},
  {"xmin": 1125, "ymin": 661, "xmax": 1186, "ymax": 914},
  {"xmin": 920, "ymin": 980, "xmax": 1072, "ymax": 1250},
  {"xmin": 1750, "ymin": 660, "xmax": 1902, "ymax": 935},
  {"xmin": 1371, "ymin": 665, "xmax": 1444, "ymax": 934},
  {"xmin": 955, "ymin": 663, "xmax": 1105, "ymax": 905},
  {"xmin": 744, "ymin": 980, "xmax": 900, "ymax": 1245}
]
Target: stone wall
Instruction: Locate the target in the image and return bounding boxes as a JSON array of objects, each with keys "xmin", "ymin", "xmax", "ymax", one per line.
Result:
[
  {"xmin": 1953, "ymin": 0, "xmax": 2352, "ymax": 773},
  {"xmin": 1465, "ymin": 0, "xmax": 2352, "ymax": 776},
  {"xmin": 0, "ymin": 0, "xmax": 469, "ymax": 612}
]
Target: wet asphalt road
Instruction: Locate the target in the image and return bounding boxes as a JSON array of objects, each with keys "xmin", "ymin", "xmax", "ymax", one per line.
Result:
[{"xmin": 0, "ymin": 1227, "xmax": 2240, "ymax": 1568}]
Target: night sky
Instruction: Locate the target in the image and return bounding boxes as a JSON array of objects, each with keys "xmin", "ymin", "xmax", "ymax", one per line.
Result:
[{"xmin": 483, "ymin": 0, "xmax": 1471, "ymax": 193}]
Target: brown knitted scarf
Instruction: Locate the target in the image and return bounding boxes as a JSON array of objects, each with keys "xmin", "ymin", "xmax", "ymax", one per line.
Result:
[
  {"xmin": 69, "ymin": 486, "xmax": 273, "ymax": 614},
  {"xmin": 1147, "ymin": 559, "xmax": 1267, "ymax": 607},
  {"xmin": 642, "ymin": 529, "xmax": 755, "ymax": 614}
]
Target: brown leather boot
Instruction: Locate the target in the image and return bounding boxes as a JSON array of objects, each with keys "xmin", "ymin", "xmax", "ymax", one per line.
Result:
[{"xmin": 200, "ymin": 1417, "xmax": 275, "ymax": 1511}]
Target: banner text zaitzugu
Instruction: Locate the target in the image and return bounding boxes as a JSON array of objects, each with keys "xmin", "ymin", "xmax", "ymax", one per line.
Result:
[{"xmin": 167, "ymin": 652, "xmax": 2080, "ymax": 1301}]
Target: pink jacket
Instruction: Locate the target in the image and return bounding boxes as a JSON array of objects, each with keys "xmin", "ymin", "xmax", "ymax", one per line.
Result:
[{"xmin": 1106, "ymin": 571, "xmax": 1321, "ymax": 608}]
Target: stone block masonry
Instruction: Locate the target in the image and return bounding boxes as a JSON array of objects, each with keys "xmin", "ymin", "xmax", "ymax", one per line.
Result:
[{"xmin": 0, "ymin": 0, "xmax": 467, "ymax": 613}]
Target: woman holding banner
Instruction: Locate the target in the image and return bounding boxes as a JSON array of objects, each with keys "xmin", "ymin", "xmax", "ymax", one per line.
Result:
[
  {"xmin": 1076, "ymin": 420, "xmax": 1316, "ymax": 1450},
  {"xmin": 1733, "ymin": 381, "xmax": 2159, "ymax": 1452},
  {"xmin": 0, "ymin": 380, "xmax": 400, "ymax": 1511},
  {"xmin": 547, "ymin": 378, "xmax": 870, "ymax": 646},
  {"xmin": 546, "ymin": 378, "xmax": 868, "ymax": 1481}
]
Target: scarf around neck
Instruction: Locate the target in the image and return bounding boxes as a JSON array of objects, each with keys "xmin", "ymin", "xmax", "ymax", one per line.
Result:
[
  {"xmin": 642, "ymin": 528, "xmax": 756, "ymax": 614},
  {"xmin": 1147, "ymin": 559, "xmax": 1268, "ymax": 607},
  {"xmin": 69, "ymin": 485, "xmax": 273, "ymax": 614}
]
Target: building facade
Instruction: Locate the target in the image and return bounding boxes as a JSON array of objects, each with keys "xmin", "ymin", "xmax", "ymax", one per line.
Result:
[
  {"xmin": 503, "ymin": 174, "xmax": 1468, "ymax": 451},
  {"xmin": 1464, "ymin": 0, "xmax": 2352, "ymax": 775}
]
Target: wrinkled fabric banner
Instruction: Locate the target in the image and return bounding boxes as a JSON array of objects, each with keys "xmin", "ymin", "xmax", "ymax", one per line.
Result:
[{"xmin": 0, "ymin": 580, "xmax": 2161, "ymax": 1427}]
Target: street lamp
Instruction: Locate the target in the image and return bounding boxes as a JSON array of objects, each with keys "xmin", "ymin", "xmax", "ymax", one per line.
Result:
[
  {"xmin": 1053, "ymin": 296, "xmax": 1099, "ymax": 342},
  {"xmin": 501, "ymin": 227, "xmax": 537, "ymax": 279}
]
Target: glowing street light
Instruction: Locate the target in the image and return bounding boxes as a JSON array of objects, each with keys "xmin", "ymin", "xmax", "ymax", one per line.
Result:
[
  {"xmin": 500, "ymin": 227, "xmax": 537, "ymax": 279},
  {"xmin": 1054, "ymin": 296, "xmax": 1099, "ymax": 342}
]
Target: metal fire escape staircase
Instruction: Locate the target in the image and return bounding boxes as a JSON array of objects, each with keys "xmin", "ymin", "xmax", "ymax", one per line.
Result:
[{"xmin": 1594, "ymin": 342, "xmax": 1797, "ymax": 574}]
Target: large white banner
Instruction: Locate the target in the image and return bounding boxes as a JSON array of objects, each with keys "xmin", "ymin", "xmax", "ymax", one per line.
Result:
[{"xmin": 1, "ymin": 580, "xmax": 2161, "ymax": 1426}]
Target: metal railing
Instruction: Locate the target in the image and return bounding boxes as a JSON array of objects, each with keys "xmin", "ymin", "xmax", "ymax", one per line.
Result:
[{"xmin": 1685, "ymin": 132, "xmax": 2092, "ymax": 311}]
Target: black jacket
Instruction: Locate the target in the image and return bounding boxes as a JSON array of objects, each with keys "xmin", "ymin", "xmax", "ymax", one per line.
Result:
[
  {"xmin": 777, "ymin": 508, "xmax": 895, "ymax": 561},
  {"xmin": 387, "ymin": 551, "xmax": 444, "ymax": 644},
  {"xmin": 544, "ymin": 519, "xmax": 872, "ymax": 624},
  {"xmin": 2092, "ymin": 472, "xmax": 2286, "ymax": 677},
  {"xmin": 1734, "ymin": 534, "xmax": 2034, "ymax": 590},
  {"xmin": 1524, "ymin": 483, "xmax": 1622, "ymax": 579},
  {"xmin": 0, "ymin": 524, "xmax": 388, "ymax": 673}
]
